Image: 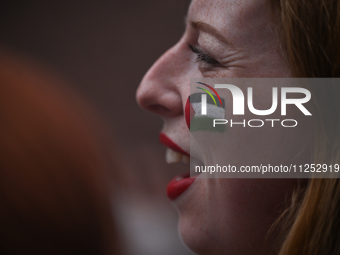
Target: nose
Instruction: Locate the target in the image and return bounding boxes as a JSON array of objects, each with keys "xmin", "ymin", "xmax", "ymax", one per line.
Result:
[{"xmin": 136, "ymin": 42, "xmax": 189, "ymax": 118}]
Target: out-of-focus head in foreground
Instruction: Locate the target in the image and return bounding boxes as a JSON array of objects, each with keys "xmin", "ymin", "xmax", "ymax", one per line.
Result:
[{"xmin": 0, "ymin": 49, "xmax": 122, "ymax": 255}]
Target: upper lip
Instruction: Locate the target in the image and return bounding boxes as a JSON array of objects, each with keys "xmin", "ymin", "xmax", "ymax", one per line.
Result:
[{"xmin": 159, "ymin": 133, "xmax": 190, "ymax": 157}]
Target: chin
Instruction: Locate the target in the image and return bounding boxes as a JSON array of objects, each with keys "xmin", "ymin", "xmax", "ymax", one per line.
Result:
[
  {"xmin": 173, "ymin": 180, "xmax": 214, "ymax": 254},
  {"xmin": 176, "ymin": 196, "xmax": 227, "ymax": 254},
  {"xmin": 178, "ymin": 213, "xmax": 213, "ymax": 255}
]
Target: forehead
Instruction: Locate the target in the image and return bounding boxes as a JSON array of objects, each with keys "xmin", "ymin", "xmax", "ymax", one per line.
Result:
[{"xmin": 188, "ymin": 0, "xmax": 274, "ymax": 45}]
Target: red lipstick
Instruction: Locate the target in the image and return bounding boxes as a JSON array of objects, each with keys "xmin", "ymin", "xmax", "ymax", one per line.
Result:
[
  {"xmin": 167, "ymin": 173, "xmax": 197, "ymax": 200},
  {"xmin": 159, "ymin": 133, "xmax": 189, "ymax": 157},
  {"xmin": 159, "ymin": 133, "xmax": 196, "ymax": 200}
]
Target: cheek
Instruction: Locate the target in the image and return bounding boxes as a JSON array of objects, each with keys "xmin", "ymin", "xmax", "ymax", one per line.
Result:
[
  {"xmin": 216, "ymin": 179, "xmax": 298, "ymax": 251},
  {"xmin": 217, "ymin": 179, "xmax": 298, "ymax": 216},
  {"xmin": 178, "ymin": 178, "xmax": 300, "ymax": 254}
]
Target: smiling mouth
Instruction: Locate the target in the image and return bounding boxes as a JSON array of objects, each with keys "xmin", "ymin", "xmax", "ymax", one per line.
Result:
[
  {"xmin": 159, "ymin": 133, "xmax": 189, "ymax": 156},
  {"xmin": 166, "ymin": 148, "xmax": 190, "ymax": 164},
  {"xmin": 159, "ymin": 133, "xmax": 190, "ymax": 164},
  {"xmin": 159, "ymin": 133, "xmax": 200, "ymax": 200}
]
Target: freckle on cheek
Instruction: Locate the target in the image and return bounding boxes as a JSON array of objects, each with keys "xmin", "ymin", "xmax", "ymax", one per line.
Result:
[{"xmin": 201, "ymin": 186, "xmax": 206, "ymax": 197}]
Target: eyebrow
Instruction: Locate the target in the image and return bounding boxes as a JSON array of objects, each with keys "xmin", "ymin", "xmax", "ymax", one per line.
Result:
[{"xmin": 189, "ymin": 21, "xmax": 235, "ymax": 47}]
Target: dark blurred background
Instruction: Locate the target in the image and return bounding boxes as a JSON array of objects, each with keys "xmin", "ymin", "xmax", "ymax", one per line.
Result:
[{"xmin": 0, "ymin": 0, "xmax": 193, "ymax": 254}]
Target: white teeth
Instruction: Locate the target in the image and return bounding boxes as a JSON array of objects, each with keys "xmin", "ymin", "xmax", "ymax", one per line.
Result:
[
  {"xmin": 165, "ymin": 148, "xmax": 183, "ymax": 164},
  {"xmin": 165, "ymin": 148, "xmax": 190, "ymax": 164},
  {"xmin": 182, "ymin": 155, "xmax": 190, "ymax": 164}
]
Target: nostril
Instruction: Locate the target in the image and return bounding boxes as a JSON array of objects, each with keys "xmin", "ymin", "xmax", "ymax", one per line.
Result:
[
  {"xmin": 148, "ymin": 104, "xmax": 172, "ymax": 115},
  {"xmin": 137, "ymin": 83, "xmax": 183, "ymax": 117}
]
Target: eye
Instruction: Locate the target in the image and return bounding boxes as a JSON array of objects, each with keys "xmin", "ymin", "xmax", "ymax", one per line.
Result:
[{"xmin": 187, "ymin": 42, "xmax": 221, "ymax": 66}]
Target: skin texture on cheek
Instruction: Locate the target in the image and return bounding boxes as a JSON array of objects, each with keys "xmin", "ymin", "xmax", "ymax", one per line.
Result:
[{"xmin": 178, "ymin": 178, "xmax": 299, "ymax": 255}]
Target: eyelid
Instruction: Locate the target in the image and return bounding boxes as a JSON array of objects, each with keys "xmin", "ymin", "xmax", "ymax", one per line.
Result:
[
  {"xmin": 187, "ymin": 42, "xmax": 221, "ymax": 66},
  {"xmin": 187, "ymin": 42, "xmax": 201, "ymax": 55}
]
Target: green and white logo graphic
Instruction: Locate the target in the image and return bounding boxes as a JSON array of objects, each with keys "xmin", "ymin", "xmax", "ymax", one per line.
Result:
[{"xmin": 189, "ymin": 82, "xmax": 225, "ymax": 132}]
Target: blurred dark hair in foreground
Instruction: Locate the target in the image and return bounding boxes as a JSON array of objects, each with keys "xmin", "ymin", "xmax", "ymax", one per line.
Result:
[{"xmin": 0, "ymin": 48, "xmax": 123, "ymax": 255}]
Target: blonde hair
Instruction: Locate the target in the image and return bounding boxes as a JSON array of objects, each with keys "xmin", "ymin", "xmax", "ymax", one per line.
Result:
[{"xmin": 270, "ymin": 0, "xmax": 340, "ymax": 254}]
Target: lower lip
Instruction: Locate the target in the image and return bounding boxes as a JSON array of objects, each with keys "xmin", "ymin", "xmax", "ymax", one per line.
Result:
[{"xmin": 167, "ymin": 173, "xmax": 197, "ymax": 200}]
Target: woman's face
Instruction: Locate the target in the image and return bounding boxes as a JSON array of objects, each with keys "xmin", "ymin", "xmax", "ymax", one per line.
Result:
[{"xmin": 137, "ymin": 0, "xmax": 311, "ymax": 254}]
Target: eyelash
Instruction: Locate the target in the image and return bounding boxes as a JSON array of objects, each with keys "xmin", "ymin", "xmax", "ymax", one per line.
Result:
[{"xmin": 187, "ymin": 43, "xmax": 220, "ymax": 66}]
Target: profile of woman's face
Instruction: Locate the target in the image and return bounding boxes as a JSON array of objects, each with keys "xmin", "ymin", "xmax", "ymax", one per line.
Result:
[{"xmin": 137, "ymin": 0, "xmax": 311, "ymax": 254}]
